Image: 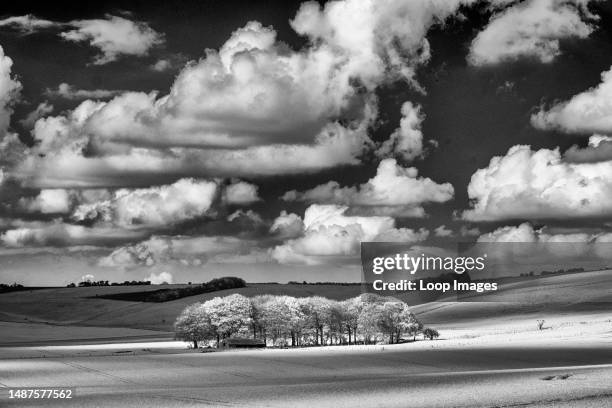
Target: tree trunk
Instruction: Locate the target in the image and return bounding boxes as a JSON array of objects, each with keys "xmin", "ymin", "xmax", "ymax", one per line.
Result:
[
  {"xmin": 193, "ymin": 340, "xmax": 198, "ymax": 349},
  {"xmin": 216, "ymin": 334, "xmax": 220, "ymax": 348}
]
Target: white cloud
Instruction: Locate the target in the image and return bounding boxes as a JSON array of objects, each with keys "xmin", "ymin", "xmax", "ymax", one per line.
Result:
[
  {"xmin": 434, "ymin": 225, "xmax": 455, "ymax": 237},
  {"xmin": 270, "ymin": 204, "xmax": 429, "ymax": 265},
  {"xmin": 0, "ymin": 46, "xmax": 22, "ymax": 136},
  {"xmin": 223, "ymin": 181, "xmax": 260, "ymax": 204},
  {"xmin": 376, "ymin": 101, "xmax": 425, "ymax": 161},
  {"xmin": 0, "ymin": 15, "xmax": 57, "ymax": 34},
  {"xmin": 460, "ymin": 225, "xmax": 481, "ymax": 237},
  {"xmin": 0, "ymin": 221, "xmax": 144, "ymax": 248},
  {"xmin": 72, "ymin": 178, "xmax": 218, "ymax": 227},
  {"xmin": 60, "ymin": 15, "xmax": 164, "ymax": 65},
  {"xmin": 19, "ymin": 102, "xmax": 53, "ymax": 129},
  {"xmin": 46, "ymin": 83, "xmax": 124, "ymax": 100},
  {"xmin": 81, "ymin": 273, "xmax": 95, "ymax": 282},
  {"xmin": 11, "ymin": 1, "xmax": 486, "ymax": 188},
  {"xmin": 18, "ymin": 188, "xmax": 110, "ymax": 215},
  {"xmin": 150, "ymin": 59, "xmax": 172, "ymax": 72},
  {"xmin": 532, "ymin": 66, "xmax": 612, "ymax": 134},
  {"xmin": 463, "ymin": 144, "xmax": 612, "ymax": 221},
  {"xmin": 17, "ymin": 115, "xmax": 371, "ymax": 188},
  {"xmin": 20, "ymin": 189, "xmax": 73, "ymax": 214},
  {"xmin": 290, "ymin": 0, "xmax": 479, "ymax": 90},
  {"xmin": 282, "ymin": 158, "xmax": 453, "ymax": 217},
  {"xmin": 99, "ymin": 234, "xmax": 255, "ymax": 268},
  {"xmin": 227, "ymin": 209, "xmax": 263, "ymax": 226},
  {"xmin": 477, "ymin": 222, "xmax": 612, "ymax": 247},
  {"xmin": 565, "ymin": 135, "xmax": 612, "ymax": 162},
  {"xmin": 270, "ymin": 211, "xmax": 305, "ymax": 239},
  {"xmin": 146, "ymin": 271, "xmax": 173, "ymax": 284},
  {"xmin": 468, "ymin": 0, "xmax": 597, "ymax": 66},
  {"xmin": 476, "ymin": 223, "xmax": 612, "ymax": 261}
]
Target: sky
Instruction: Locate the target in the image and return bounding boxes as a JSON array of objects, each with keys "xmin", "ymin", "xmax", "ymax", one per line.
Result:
[{"xmin": 0, "ymin": 0, "xmax": 611, "ymax": 285}]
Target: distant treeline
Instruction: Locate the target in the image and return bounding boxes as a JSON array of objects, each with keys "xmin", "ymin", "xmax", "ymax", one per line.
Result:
[
  {"xmin": 68, "ymin": 280, "xmax": 152, "ymax": 288},
  {"xmin": 97, "ymin": 277, "xmax": 247, "ymax": 302},
  {"xmin": 0, "ymin": 283, "xmax": 24, "ymax": 294},
  {"xmin": 520, "ymin": 267, "xmax": 585, "ymax": 277},
  {"xmin": 0, "ymin": 283, "xmax": 52, "ymax": 294},
  {"xmin": 287, "ymin": 281, "xmax": 361, "ymax": 286}
]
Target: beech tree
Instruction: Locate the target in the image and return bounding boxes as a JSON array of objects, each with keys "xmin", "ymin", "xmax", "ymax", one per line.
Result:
[
  {"xmin": 203, "ymin": 294, "xmax": 252, "ymax": 347},
  {"xmin": 341, "ymin": 297, "xmax": 361, "ymax": 345},
  {"xmin": 423, "ymin": 328, "xmax": 439, "ymax": 340},
  {"xmin": 174, "ymin": 303, "xmax": 214, "ymax": 349},
  {"xmin": 358, "ymin": 302, "xmax": 382, "ymax": 344},
  {"xmin": 300, "ymin": 296, "xmax": 331, "ymax": 345}
]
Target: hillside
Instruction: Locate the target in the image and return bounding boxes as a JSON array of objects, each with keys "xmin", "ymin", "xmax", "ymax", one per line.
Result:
[
  {"xmin": 0, "ymin": 270, "xmax": 609, "ymax": 337},
  {"xmin": 0, "ymin": 283, "xmax": 363, "ymax": 332}
]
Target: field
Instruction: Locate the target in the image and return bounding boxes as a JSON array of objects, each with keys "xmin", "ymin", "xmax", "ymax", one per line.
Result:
[
  {"xmin": 0, "ymin": 270, "xmax": 611, "ymax": 407},
  {"xmin": 0, "ymin": 283, "xmax": 363, "ymax": 339}
]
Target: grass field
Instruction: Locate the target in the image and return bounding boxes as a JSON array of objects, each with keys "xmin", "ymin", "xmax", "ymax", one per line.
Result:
[
  {"xmin": 0, "ymin": 270, "xmax": 610, "ymax": 407},
  {"xmin": 0, "ymin": 270, "xmax": 610, "ymax": 342},
  {"xmin": 0, "ymin": 283, "xmax": 363, "ymax": 337}
]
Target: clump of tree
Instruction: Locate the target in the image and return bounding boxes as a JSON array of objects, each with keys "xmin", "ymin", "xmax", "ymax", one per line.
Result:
[
  {"xmin": 175, "ymin": 293, "xmax": 435, "ymax": 349},
  {"xmin": 98, "ymin": 277, "xmax": 246, "ymax": 302},
  {"xmin": 0, "ymin": 282, "xmax": 24, "ymax": 293},
  {"xmin": 423, "ymin": 328, "xmax": 439, "ymax": 340}
]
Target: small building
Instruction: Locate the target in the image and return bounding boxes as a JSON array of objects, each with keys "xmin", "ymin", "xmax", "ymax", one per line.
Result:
[{"xmin": 220, "ymin": 337, "xmax": 266, "ymax": 349}]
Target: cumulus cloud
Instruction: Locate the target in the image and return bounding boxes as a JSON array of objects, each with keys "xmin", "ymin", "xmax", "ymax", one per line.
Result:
[
  {"xmin": 270, "ymin": 211, "xmax": 305, "ymax": 239},
  {"xmin": 282, "ymin": 158, "xmax": 454, "ymax": 217},
  {"xmin": 565, "ymin": 135, "xmax": 612, "ymax": 163},
  {"xmin": 81, "ymin": 273, "xmax": 95, "ymax": 283},
  {"xmin": 463, "ymin": 145, "xmax": 612, "ymax": 221},
  {"xmin": 290, "ymin": 0, "xmax": 480, "ymax": 90},
  {"xmin": 17, "ymin": 188, "xmax": 110, "ymax": 214},
  {"xmin": 149, "ymin": 54, "xmax": 187, "ymax": 72},
  {"xmin": 476, "ymin": 222, "xmax": 612, "ymax": 261},
  {"xmin": 150, "ymin": 59, "xmax": 172, "ymax": 72},
  {"xmin": 376, "ymin": 102, "xmax": 426, "ymax": 161},
  {"xmin": 478, "ymin": 222, "xmax": 612, "ymax": 246},
  {"xmin": 223, "ymin": 180, "xmax": 260, "ymax": 204},
  {"xmin": 0, "ymin": 14, "xmax": 163, "ymax": 64},
  {"xmin": 146, "ymin": 271, "xmax": 173, "ymax": 284},
  {"xmin": 434, "ymin": 225, "xmax": 455, "ymax": 237},
  {"xmin": 0, "ymin": 46, "xmax": 22, "ymax": 136},
  {"xmin": 532, "ymin": 66, "xmax": 612, "ymax": 134},
  {"xmin": 98, "ymin": 234, "xmax": 256, "ymax": 268},
  {"xmin": 0, "ymin": 221, "xmax": 143, "ymax": 248},
  {"xmin": 45, "ymin": 83, "xmax": 124, "ymax": 100},
  {"xmin": 20, "ymin": 189, "xmax": 73, "ymax": 214},
  {"xmin": 19, "ymin": 102, "xmax": 54, "ymax": 129},
  {"xmin": 60, "ymin": 15, "xmax": 164, "ymax": 65},
  {"xmin": 468, "ymin": 0, "xmax": 597, "ymax": 66},
  {"xmin": 72, "ymin": 178, "xmax": 218, "ymax": 227},
  {"xmin": 227, "ymin": 209, "xmax": 264, "ymax": 226},
  {"xmin": 11, "ymin": 1, "xmax": 489, "ymax": 188},
  {"xmin": 460, "ymin": 225, "xmax": 481, "ymax": 237},
  {"xmin": 270, "ymin": 204, "xmax": 429, "ymax": 265}
]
